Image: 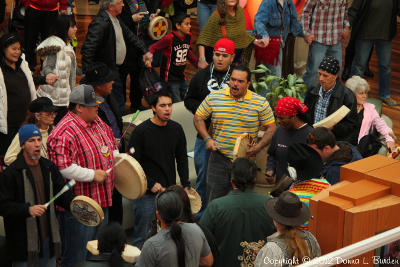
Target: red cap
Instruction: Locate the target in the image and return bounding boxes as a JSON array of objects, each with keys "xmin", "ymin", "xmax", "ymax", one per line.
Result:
[{"xmin": 214, "ymin": 38, "xmax": 235, "ymax": 55}]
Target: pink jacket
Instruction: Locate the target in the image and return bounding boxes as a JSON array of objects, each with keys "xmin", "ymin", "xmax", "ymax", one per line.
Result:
[{"xmin": 358, "ymin": 102, "xmax": 394, "ymax": 143}]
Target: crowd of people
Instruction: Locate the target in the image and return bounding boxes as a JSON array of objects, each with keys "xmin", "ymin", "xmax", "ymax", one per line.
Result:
[{"xmin": 0, "ymin": 0, "xmax": 398, "ymax": 266}]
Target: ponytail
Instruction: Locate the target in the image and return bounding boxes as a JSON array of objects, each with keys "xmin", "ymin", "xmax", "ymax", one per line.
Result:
[
  {"xmin": 280, "ymin": 226, "xmax": 311, "ymax": 264},
  {"xmin": 170, "ymin": 221, "xmax": 186, "ymax": 267},
  {"xmin": 98, "ymin": 222, "xmax": 127, "ymax": 267},
  {"xmin": 109, "ymin": 248, "xmax": 124, "ymax": 267}
]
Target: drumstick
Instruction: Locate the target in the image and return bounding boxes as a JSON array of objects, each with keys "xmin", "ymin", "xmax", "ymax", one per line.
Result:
[
  {"xmin": 120, "ymin": 110, "xmax": 140, "ymax": 141},
  {"xmin": 216, "ymin": 145, "xmax": 234, "ymax": 150},
  {"xmin": 106, "ymin": 147, "xmax": 135, "ymax": 174},
  {"xmin": 44, "ymin": 180, "xmax": 76, "ymax": 208}
]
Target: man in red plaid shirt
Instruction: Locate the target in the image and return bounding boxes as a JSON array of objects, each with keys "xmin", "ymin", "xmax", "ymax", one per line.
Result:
[
  {"xmin": 47, "ymin": 84, "xmax": 119, "ymax": 267},
  {"xmin": 300, "ymin": 0, "xmax": 351, "ymax": 90}
]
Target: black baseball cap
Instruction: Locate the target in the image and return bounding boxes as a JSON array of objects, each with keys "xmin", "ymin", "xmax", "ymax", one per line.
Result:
[
  {"xmin": 69, "ymin": 84, "xmax": 104, "ymax": 106},
  {"xmin": 28, "ymin": 97, "xmax": 59, "ymax": 113}
]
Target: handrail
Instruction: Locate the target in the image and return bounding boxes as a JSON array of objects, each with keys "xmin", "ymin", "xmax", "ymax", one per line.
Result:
[{"xmin": 296, "ymin": 225, "xmax": 400, "ymax": 267}]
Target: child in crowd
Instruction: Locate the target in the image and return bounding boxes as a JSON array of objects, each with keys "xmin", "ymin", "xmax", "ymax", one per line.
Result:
[{"xmin": 148, "ymin": 12, "xmax": 199, "ymax": 103}]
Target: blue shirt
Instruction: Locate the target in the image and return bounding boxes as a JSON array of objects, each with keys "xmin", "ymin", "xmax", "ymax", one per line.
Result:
[
  {"xmin": 314, "ymin": 83, "xmax": 336, "ymax": 124},
  {"xmin": 253, "ymin": 0, "xmax": 304, "ymax": 42},
  {"xmin": 99, "ymin": 97, "xmax": 122, "ymax": 138}
]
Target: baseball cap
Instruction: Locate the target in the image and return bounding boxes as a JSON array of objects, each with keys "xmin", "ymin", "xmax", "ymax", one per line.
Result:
[
  {"xmin": 214, "ymin": 38, "xmax": 235, "ymax": 55},
  {"xmin": 69, "ymin": 84, "xmax": 104, "ymax": 106},
  {"xmin": 28, "ymin": 97, "xmax": 59, "ymax": 113}
]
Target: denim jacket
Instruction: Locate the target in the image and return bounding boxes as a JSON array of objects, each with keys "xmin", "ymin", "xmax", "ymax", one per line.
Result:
[{"xmin": 253, "ymin": 0, "xmax": 304, "ymax": 43}]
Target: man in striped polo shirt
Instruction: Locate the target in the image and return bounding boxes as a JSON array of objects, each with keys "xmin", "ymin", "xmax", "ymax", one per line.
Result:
[{"xmin": 193, "ymin": 64, "xmax": 276, "ymax": 203}]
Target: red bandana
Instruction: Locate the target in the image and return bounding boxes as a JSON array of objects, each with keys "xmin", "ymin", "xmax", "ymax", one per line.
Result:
[{"xmin": 275, "ymin": 97, "xmax": 308, "ymax": 116}]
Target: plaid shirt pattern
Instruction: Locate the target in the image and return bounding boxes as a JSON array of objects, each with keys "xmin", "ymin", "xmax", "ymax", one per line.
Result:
[
  {"xmin": 300, "ymin": 0, "xmax": 350, "ymax": 45},
  {"xmin": 314, "ymin": 84, "xmax": 336, "ymax": 124},
  {"xmin": 47, "ymin": 111, "xmax": 117, "ymax": 210}
]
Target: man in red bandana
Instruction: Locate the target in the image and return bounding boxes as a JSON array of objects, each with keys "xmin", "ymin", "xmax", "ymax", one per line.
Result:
[{"xmin": 266, "ymin": 97, "xmax": 313, "ymax": 183}]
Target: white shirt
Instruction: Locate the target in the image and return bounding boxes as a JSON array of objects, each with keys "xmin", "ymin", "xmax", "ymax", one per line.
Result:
[{"xmin": 107, "ymin": 11, "xmax": 127, "ymax": 65}]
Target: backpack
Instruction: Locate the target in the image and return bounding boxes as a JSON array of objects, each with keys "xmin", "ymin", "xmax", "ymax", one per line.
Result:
[
  {"xmin": 357, "ymin": 133, "xmax": 387, "ymax": 158},
  {"xmin": 139, "ymin": 67, "xmax": 167, "ymax": 104}
]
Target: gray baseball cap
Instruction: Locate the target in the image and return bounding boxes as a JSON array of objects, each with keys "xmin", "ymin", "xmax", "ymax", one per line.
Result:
[{"xmin": 69, "ymin": 84, "xmax": 104, "ymax": 106}]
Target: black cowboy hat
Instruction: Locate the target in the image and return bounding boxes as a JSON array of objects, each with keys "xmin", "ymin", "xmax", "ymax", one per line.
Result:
[
  {"xmin": 264, "ymin": 191, "xmax": 310, "ymax": 226},
  {"xmin": 277, "ymin": 143, "xmax": 323, "ymax": 181},
  {"xmin": 80, "ymin": 62, "xmax": 119, "ymax": 87}
]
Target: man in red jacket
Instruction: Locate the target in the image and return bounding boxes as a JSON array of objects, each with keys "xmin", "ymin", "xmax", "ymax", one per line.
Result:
[{"xmin": 22, "ymin": 0, "xmax": 67, "ymax": 71}]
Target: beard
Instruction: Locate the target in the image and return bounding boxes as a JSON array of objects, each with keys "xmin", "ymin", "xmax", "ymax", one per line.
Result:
[{"xmin": 29, "ymin": 155, "xmax": 41, "ymax": 161}]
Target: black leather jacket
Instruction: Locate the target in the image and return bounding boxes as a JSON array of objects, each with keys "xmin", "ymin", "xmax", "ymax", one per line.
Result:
[
  {"xmin": 74, "ymin": 254, "xmax": 132, "ymax": 267},
  {"xmin": 81, "ymin": 9, "xmax": 148, "ymax": 72},
  {"xmin": 304, "ymin": 79, "xmax": 358, "ymax": 144}
]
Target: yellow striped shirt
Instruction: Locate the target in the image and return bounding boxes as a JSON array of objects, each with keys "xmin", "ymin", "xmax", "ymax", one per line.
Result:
[{"xmin": 196, "ymin": 88, "xmax": 275, "ymax": 161}]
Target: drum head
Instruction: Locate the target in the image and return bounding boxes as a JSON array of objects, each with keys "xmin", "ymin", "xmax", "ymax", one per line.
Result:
[
  {"xmin": 70, "ymin": 196, "xmax": 104, "ymax": 227},
  {"xmin": 114, "ymin": 154, "xmax": 147, "ymax": 200},
  {"xmin": 148, "ymin": 16, "xmax": 168, "ymax": 40},
  {"xmin": 177, "ymin": 185, "xmax": 202, "ymax": 214},
  {"xmin": 233, "ymin": 133, "xmax": 254, "ymax": 161}
]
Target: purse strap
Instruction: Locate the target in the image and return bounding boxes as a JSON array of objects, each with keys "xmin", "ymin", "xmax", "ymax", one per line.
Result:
[{"xmin": 214, "ymin": 10, "xmax": 227, "ymax": 38}]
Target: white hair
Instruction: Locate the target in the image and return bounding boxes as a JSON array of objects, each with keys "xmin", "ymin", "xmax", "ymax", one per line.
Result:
[
  {"xmin": 100, "ymin": 0, "xmax": 117, "ymax": 10},
  {"xmin": 345, "ymin": 76, "xmax": 370, "ymax": 95}
]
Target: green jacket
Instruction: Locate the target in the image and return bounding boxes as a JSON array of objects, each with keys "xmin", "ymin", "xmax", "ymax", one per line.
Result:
[{"xmin": 200, "ymin": 188, "xmax": 276, "ymax": 267}]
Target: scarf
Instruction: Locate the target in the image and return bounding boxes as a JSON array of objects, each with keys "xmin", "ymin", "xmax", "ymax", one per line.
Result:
[
  {"xmin": 197, "ymin": 6, "xmax": 255, "ymax": 50},
  {"xmin": 24, "ymin": 169, "xmax": 61, "ymax": 267},
  {"xmin": 127, "ymin": 0, "xmax": 150, "ymax": 38}
]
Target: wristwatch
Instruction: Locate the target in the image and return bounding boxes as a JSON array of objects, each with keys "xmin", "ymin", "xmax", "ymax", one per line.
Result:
[
  {"xmin": 184, "ymin": 186, "xmax": 191, "ymax": 190},
  {"xmin": 200, "ymin": 57, "xmax": 206, "ymax": 61}
]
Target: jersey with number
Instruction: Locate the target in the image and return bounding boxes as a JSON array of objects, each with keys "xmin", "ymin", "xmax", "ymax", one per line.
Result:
[{"xmin": 159, "ymin": 32, "xmax": 192, "ymax": 82}]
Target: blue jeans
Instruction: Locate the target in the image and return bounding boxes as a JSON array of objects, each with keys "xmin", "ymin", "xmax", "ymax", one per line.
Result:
[
  {"xmin": 193, "ymin": 138, "xmax": 211, "ymax": 220},
  {"xmin": 132, "ymin": 193, "xmax": 157, "ymax": 249},
  {"xmin": 59, "ymin": 208, "xmax": 109, "ymax": 267},
  {"xmin": 112, "ymin": 71, "xmax": 125, "ymax": 115},
  {"xmin": 167, "ymin": 80, "xmax": 189, "ymax": 103},
  {"xmin": 303, "ymin": 42, "xmax": 342, "ymax": 91},
  {"xmin": 206, "ymin": 151, "xmax": 232, "ymax": 204},
  {"xmin": 260, "ymin": 48, "xmax": 283, "ymax": 97},
  {"xmin": 13, "ymin": 238, "xmax": 55, "ymax": 267},
  {"xmin": 350, "ymin": 39, "xmax": 392, "ymax": 99},
  {"xmin": 197, "ymin": 2, "xmax": 217, "ymax": 33}
]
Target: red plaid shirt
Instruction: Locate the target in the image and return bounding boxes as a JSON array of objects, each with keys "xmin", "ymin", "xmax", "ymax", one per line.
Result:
[
  {"xmin": 300, "ymin": 0, "xmax": 350, "ymax": 45},
  {"xmin": 47, "ymin": 111, "xmax": 117, "ymax": 210}
]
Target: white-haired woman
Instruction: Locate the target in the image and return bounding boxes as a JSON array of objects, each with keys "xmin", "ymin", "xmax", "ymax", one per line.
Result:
[{"xmin": 345, "ymin": 76, "xmax": 396, "ymax": 152}]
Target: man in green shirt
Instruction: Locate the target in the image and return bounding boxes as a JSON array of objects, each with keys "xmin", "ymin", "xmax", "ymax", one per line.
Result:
[{"xmin": 199, "ymin": 157, "xmax": 276, "ymax": 267}]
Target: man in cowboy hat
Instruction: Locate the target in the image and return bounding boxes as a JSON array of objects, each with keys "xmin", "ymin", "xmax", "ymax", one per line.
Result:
[
  {"xmin": 306, "ymin": 127, "xmax": 362, "ymax": 185},
  {"xmin": 274, "ymin": 143, "xmax": 329, "ymax": 230},
  {"xmin": 254, "ymin": 191, "xmax": 321, "ymax": 266},
  {"xmin": 80, "ymin": 62, "xmax": 124, "ymax": 225},
  {"xmin": 200, "ymin": 157, "xmax": 275, "ymax": 267}
]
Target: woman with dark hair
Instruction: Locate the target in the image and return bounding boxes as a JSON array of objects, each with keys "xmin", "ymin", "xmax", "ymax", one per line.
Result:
[
  {"xmin": 136, "ymin": 190, "xmax": 214, "ymax": 267},
  {"xmin": 36, "ymin": 14, "xmax": 83, "ymax": 125},
  {"xmin": 196, "ymin": 0, "xmax": 265, "ymax": 67},
  {"xmin": 0, "ymin": 33, "xmax": 55, "ymax": 157},
  {"xmin": 4, "ymin": 97, "xmax": 58, "ymax": 165},
  {"xmin": 265, "ymin": 97, "xmax": 313, "ymax": 184},
  {"xmin": 75, "ymin": 222, "xmax": 131, "ymax": 267},
  {"xmin": 254, "ymin": 191, "xmax": 321, "ymax": 267}
]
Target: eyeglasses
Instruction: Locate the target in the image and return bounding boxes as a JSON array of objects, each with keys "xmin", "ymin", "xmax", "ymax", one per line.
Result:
[{"xmin": 42, "ymin": 112, "xmax": 57, "ymax": 118}]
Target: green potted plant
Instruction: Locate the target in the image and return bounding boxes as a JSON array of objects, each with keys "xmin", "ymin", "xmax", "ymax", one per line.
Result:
[{"xmin": 251, "ymin": 64, "xmax": 307, "ymax": 110}]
